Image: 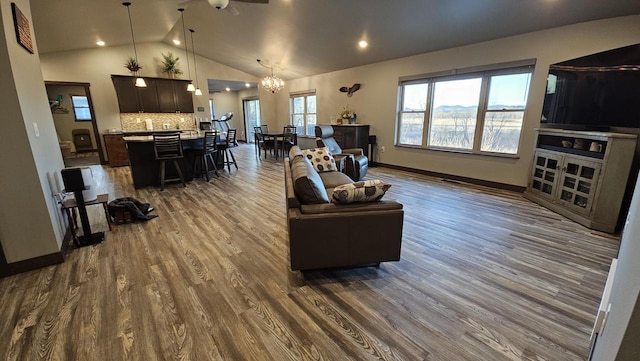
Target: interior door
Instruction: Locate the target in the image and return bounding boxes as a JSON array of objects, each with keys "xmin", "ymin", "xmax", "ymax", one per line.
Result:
[{"xmin": 243, "ymin": 98, "xmax": 261, "ymax": 144}]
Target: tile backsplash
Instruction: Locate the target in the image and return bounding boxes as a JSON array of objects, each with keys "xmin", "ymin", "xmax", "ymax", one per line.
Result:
[{"xmin": 120, "ymin": 113, "xmax": 197, "ymax": 131}]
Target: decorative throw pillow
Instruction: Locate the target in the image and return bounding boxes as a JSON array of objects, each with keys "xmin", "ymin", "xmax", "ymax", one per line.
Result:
[
  {"xmin": 332, "ymin": 180, "xmax": 392, "ymax": 203},
  {"xmin": 301, "ymin": 147, "xmax": 337, "ymax": 172}
]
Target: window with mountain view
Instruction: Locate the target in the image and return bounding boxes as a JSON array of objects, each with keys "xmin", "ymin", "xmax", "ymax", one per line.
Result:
[{"xmin": 396, "ymin": 66, "xmax": 532, "ymax": 155}]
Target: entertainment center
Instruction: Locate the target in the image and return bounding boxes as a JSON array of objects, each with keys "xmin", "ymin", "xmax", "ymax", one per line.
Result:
[
  {"xmin": 524, "ymin": 128, "xmax": 636, "ymax": 233},
  {"xmin": 524, "ymin": 43, "xmax": 640, "ymax": 233}
]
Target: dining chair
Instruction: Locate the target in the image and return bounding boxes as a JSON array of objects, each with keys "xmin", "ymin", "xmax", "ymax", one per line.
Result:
[
  {"xmin": 282, "ymin": 125, "xmax": 298, "ymax": 157},
  {"xmin": 192, "ymin": 130, "xmax": 219, "ymax": 181},
  {"xmin": 254, "ymin": 126, "xmax": 276, "ymax": 158},
  {"xmin": 153, "ymin": 132, "xmax": 186, "ymax": 190}
]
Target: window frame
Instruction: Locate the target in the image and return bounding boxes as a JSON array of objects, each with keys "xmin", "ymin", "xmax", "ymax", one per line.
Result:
[
  {"xmin": 289, "ymin": 92, "xmax": 317, "ymax": 136},
  {"xmin": 70, "ymin": 94, "xmax": 92, "ymax": 121},
  {"xmin": 396, "ymin": 64, "xmax": 534, "ymax": 157}
]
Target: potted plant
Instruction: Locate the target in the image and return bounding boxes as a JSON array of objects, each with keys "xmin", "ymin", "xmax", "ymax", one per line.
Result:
[
  {"xmin": 160, "ymin": 52, "xmax": 183, "ymax": 78},
  {"xmin": 124, "ymin": 56, "xmax": 142, "ymax": 75}
]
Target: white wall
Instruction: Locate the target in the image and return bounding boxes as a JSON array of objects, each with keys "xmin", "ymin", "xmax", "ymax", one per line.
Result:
[
  {"xmin": 210, "ymin": 87, "xmax": 260, "ymax": 142},
  {"xmin": 211, "ymin": 91, "xmax": 240, "ymax": 131},
  {"xmin": 591, "ymin": 169, "xmax": 640, "ymax": 360},
  {"xmin": 271, "ymin": 15, "xmax": 640, "ymax": 187},
  {"xmin": 0, "ymin": 0, "xmax": 65, "ymax": 262},
  {"xmin": 39, "ymin": 42, "xmax": 259, "ymax": 154}
]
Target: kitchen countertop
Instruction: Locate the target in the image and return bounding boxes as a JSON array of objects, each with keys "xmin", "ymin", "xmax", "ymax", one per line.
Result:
[{"xmin": 123, "ymin": 132, "xmax": 204, "ymax": 142}]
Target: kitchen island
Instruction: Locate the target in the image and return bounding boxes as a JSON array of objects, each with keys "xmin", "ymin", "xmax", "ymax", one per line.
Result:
[{"xmin": 124, "ymin": 132, "xmax": 216, "ymax": 189}]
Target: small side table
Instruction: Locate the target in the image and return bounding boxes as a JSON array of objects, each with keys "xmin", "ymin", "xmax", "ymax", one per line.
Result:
[{"xmin": 61, "ymin": 193, "xmax": 111, "ymax": 238}]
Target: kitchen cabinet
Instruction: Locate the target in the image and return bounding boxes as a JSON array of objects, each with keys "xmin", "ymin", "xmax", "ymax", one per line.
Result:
[
  {"xmin": 103, "ymin": 133, "xmax": 129, "ymax": 167},
  {"xmin": 111, "ymin": 75, "xmax": 193, "ymax": 113},
  {"xmin": 331, "ymin": 124, "xmax": 370, "ymax": 157},
  {"xmin": 111, "ymin": 76, "xmax": 140, "ymax": 113},
  {"xmin": 524, "ymin": 128, "xmax": 637, "ymax": 232}
]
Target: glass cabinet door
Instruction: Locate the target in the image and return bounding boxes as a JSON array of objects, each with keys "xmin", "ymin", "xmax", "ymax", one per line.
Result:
[
  {"xmin": 530, "ymin": 150, "xmax": 562, "ymax": 200},
  {"xmin": 557, "ymin": 157, "xmax": 601, "ymax": 214}
]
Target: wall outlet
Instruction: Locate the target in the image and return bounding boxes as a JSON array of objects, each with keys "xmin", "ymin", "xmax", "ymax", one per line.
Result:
[
  {"xmin": 33, "ymin": 122, "xmax": 40, "ymax": 137},
  {"xmin": 136, "ymin": 118, "xmax": 141, "ymax": 123},
  {"xmin": 381, "ymin": 146, "xmax": 386, "ymax": 152}
]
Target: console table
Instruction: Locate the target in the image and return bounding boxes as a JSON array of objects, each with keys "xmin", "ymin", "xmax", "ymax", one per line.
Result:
[{"xmin": 332, "ymin": 124, "xmax": 370, "ymax": 157}]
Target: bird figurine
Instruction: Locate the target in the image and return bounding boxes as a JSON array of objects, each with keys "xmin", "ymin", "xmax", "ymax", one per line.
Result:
[{"xmin": 339, "ymin": 83, "xmax": 361, "ymax": 97}]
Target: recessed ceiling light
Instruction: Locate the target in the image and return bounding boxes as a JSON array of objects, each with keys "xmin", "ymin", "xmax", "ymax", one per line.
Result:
[
  {"xmin": 245, "ymin": 83, "xmax": 250, "ymax": 88},
  {"xmin": 96, "ymin": 40, "xmax": 105, "ymax": 46},
  {"xmin": 173, "ymin": 39, "xmax": 181, "ymax": 45},
  {"xmin": 225, "ymin": 87, "xmax": 231, "ymax": 91},
  {"xmin": 358, "ymin": 40, "xmax": 368, "ymax": 48}
]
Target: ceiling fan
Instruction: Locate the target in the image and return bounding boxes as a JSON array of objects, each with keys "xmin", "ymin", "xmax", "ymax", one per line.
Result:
[{"xmin": 179, "ymin": 0, "xmax": 268, "ymax": 15}]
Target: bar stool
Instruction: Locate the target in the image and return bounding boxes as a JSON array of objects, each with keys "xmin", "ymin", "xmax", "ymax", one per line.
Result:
[
  {"xmin": 153, "ymin": 132, "xmax": 186, "ymax": 190},
  {"xmin": 218, "ymin": 129, "xmax": 238, "ymax": 172},
  {"xmin": 192, "ymin": 130, "xmax": 219, "ymax": 181}
]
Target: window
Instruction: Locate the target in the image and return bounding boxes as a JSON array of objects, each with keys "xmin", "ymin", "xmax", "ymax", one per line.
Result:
[
  {"xmin": 70, "ymin": 95, "xmax": 92, "ymax": 121},
  {"xmin": 397, "ymin": 66, "xmax": 532, "ymax": 155},
  {"xmin": 243, "ymin": 98, "xmax": 261, "ymax": 144},
  {"xmin": 209, "ymin": 98, "xmax": 216, "ymax": 119},
  {"xmin": 290, "ymin": 93, "xmax": 316, "ymax": 136}
]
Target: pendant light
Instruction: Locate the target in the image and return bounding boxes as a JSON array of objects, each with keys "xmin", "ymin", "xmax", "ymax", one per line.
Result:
[
  {"xmin": 122, "ymin": 2, "xmax": 146, "ymax": 87},
  {"xmin": 189, "ymin": 29, "xmax": 203, "ymax": 96},
  {"xmin": 178, "ymin": 8, "xmax": 195, "ymax": 92}
]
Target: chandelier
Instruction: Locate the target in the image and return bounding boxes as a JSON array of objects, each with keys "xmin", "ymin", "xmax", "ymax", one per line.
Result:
[{"xmin": 257, "ymin": 59, "xmax": 284, "ymax": 94}]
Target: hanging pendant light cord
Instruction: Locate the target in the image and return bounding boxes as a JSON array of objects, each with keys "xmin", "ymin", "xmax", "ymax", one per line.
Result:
[
  {"xmin": 189, "ymin": 29, "xmax": 199, "ymax": 88},
  {"xmin": 124, "ymin": 2, "xmax": 139, "ymax": 63},
  {"xmin": 179, "ymin": 9, "xmax": 192, "ymax": 80}
]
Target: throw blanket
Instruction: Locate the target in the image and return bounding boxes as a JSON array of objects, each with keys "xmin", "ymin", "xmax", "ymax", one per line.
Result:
[{"xmin": 108, "ymin": 197, "xmax": 157, "ymax": 222}]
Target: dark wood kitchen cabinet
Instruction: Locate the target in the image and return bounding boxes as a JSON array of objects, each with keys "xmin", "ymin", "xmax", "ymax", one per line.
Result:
[
  {"xmin": 111, "ymin": 76, "xmax": 140, "ymax": 113},
  {"xmin": 155, "ymin": 79, "xmax": 194, "ymax": 113},
  {"xmin": 332, "ymin": 124, "xmax": 370, "ymax": 157},
  {"xmin": 111, "ymin": 75, "xmax": 193, "ymax": 113}
]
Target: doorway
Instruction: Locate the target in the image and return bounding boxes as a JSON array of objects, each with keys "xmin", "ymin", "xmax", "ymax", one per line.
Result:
[
  {"xmin": 45, "ymin": 81, "xmax": 104, "ymax": 167},
  {"xmin": 243, "ymin": 98, "xmax": 261, "ymax": 144}
]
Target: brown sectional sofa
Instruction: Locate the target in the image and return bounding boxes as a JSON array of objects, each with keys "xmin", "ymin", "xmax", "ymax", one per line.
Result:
[{"xmin": 284, "ymin": 146, "xmax": 404, "ymax": 271}]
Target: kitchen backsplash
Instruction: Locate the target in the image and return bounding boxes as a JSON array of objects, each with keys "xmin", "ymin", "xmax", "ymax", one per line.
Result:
[{"xmin": 120, "ymin": 113, "xmax": 199, "ymax": 131}]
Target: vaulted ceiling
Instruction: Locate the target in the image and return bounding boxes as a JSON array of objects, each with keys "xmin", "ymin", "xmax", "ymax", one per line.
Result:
[{"xmin": 30, "ymin": 0, "xmax": 640, "ymax": 80}]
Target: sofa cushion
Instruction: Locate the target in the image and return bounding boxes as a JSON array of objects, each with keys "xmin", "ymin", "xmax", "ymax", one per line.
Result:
[
  {"xmin": 302, "ymin": 147, "xmax": 337, "ymax": 172},
  {"xmin": 291, "ymin": 156, "xmax": 330, "ymax": 204},
  {"xmin": 332, "ymin": 180, "xmax": 392, "ymax": 204},
  {"xmin": 289, "ymin": 146, "xmax": 304, "ymax": 165}
]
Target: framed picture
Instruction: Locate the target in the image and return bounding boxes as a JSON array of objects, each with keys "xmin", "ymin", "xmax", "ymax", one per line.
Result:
[{"xmin": 11, "ymin": 3, "xmax": 34, "ymax": 54}]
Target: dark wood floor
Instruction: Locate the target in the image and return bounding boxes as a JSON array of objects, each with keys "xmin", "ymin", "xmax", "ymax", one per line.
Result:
[{"xmin": 0, "ymin": 144, "xmax": 619, "ymax": 360}]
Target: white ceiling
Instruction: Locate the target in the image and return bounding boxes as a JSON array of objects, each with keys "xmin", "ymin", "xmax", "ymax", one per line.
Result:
[{"xmin": 30, "ymin": 0, "xmax": 640, "ymax": 80}]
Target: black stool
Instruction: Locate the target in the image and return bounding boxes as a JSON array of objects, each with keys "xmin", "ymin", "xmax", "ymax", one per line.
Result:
[
  {"xmin": 218, "ymin": 129, "xmax": 238, "ymax": 172},
  {"xmin": 153, "ymin": 132, "xmax": 186, "ymax": 190},
  {"xmin": 192, "ymin": 130, "xmax": 220, "ymax": 181}
]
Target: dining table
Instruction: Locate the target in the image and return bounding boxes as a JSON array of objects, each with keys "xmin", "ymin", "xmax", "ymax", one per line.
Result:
[{"xmin": 260, "ymin": 132, "xmax": 298, "ymax": 160}]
